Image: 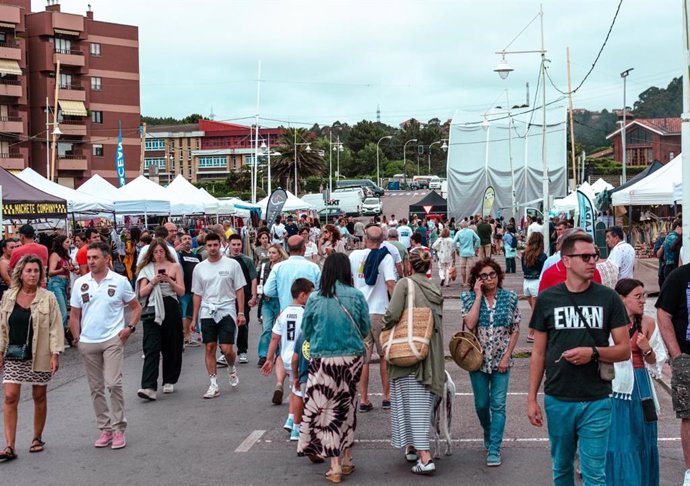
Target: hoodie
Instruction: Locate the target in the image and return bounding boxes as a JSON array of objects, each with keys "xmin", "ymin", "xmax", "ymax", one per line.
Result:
[{"xmin": 382, "ymin": 273, "xmax": 446, "ymax": 397}]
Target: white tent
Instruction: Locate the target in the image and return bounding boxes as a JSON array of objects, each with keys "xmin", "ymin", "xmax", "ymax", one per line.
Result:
[
  {"xmin": 258, "ymin": 190, "xmax": 314, "ymax": 218},
  {"xmin": 590, "ymin": 178, "xmax": 614, "ymax": 195},
  {"xmin": 166, "ymin": 175, "xmax": 219, "ymax": 213},
  {"xmin": 76, "ymin": 174, "xmax": 121, "ymax": 203},
  {"xmin": 18, "ymin": 168, "xmax": 113, "ymax": 213},
  {"xmin": 611, "ymin": 154, "xmax": 681, "ymax": 206},
  {"xmin": 553, "ymin": 181, "xmax": 595, "ymax": 212}
]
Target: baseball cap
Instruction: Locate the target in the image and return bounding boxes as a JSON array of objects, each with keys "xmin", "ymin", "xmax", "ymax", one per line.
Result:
[{"xmin": 19, "ymin": 224, "xmax": 35, "ymax": 238}]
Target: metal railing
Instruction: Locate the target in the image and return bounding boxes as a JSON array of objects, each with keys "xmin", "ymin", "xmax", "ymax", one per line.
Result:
[
  {"xmin": 59, "ymin": 153, "xmax": 87, "ymax": 159},
  {"xmin": 0, "ymin": 79, "xmax": 21, "ymax": 86},
  {"xmin": 54, "ymin": 48, "xmax": 83, "ymax": 56},
  {"xmin": 59, "ymin": 82, "xmax": 84, "ymax": 90},
  {"xmin": 0, "ymin": 152, "xmax": 22, "ymax": 159},
  {"xmin": 0, "ymin": 41, "xmax": 20, "ymax": 49},
  {"xmin": 0, "ymin": 116, "xmax": 23, "ymax": 122}
]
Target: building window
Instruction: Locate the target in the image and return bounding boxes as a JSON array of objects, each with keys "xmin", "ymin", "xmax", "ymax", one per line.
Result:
[
  {"xmin": 93, "ymin": 144, "xmax": 103, "ymax": 157},
  {"xmin": 91, "ymin": 77, "xmax": 102, "ymax": 91},
  {"xmin": 53, "ymin": 37, "xmax": 71, "ymax": 54},
  {"xmin": 91, "ymin": 111, "xmax": 103, "ymax": 124},
  {"xmin": 59, "ymin": 73, "xmax": 72, "ymax": 89},
  {"xmin": 626, "ymin": 128, "xmax": 652, "ymax": 145},
  {"xmin": 90, "ymin": 43, "xmax": 101, "ymax": 56},
  {"xmin": 198, "ymin": 156, "xmax": 226, "ymax": 168},
  {"xmin": 145, "ymin": 139, "xmax": 165, "ymax": 150},
  {"xmin": 144, "ymin": 158, "xmax": 166, "ymax": 169}
]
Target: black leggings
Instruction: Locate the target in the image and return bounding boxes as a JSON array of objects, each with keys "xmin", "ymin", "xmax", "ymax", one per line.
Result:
[{"xmin": 141, "ymin": 296, "xmax": 183, "ymax": 390}]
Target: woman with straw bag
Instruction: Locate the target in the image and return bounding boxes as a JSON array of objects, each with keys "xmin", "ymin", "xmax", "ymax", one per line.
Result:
[{"xmin": 381, "ymin": 248, "xmax": 445, "ymax": 475}]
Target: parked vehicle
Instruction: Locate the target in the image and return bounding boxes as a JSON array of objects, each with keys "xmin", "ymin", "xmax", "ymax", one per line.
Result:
[
  {"xmin": 301, "ymin": 191, "xmax": 361, "ymax": 217},
  {"xmin": 336, "ymin": 179, "xmax": 385, "ymax": 197},
  {"xmin": 362, "ymin": 197, "xmax": 382, "ymax": 215},
  {"xmin": 318, "ymin": 207, "xmax": 345, "ymax": 222},
  {"xmin": 429, "ymin": 176, "xmax": 443, "ymax": 190},
  {"xmin": 333, "ymin": 187, "xmax": 365, "ymax": 203}
]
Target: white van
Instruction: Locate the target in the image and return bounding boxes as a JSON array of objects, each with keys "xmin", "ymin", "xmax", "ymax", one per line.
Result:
[
  {"xmin": 333, "ymin": 187, "xmax": 365, "ymax": 202},
  {"xmin": 301, "ymin": 192, "xmax": 361, "ymax": 216}
]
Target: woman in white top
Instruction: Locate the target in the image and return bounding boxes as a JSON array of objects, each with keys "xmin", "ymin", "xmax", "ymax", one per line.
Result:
[
  {"xmin": 431, "ymin": 227, "xmax": 455, "ymax": 286},
  {"xmin": 300, "ymin": 225, "xmax": 318, "ymax": 264}
]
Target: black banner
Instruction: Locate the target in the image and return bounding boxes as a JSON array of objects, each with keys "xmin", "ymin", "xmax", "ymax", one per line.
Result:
[
  {"xmin": 265, "ymin": 188, "xmax": 288, "ymax": 225},
  {"xmin": 3, "ymin": 201, "xmax": 68, "ymax": 219}
]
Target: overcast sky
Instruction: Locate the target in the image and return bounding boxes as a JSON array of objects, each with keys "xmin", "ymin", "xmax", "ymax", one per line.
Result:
[{"xmin": 35, "ymin": 0, "xmax": 683, "ymax": 127}]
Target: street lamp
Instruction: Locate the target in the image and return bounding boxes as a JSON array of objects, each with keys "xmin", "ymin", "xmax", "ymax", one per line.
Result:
[
  {"xmin": 293, "ymin": 130, "xmax": 311, "ymax": 195},
  {"xmin": 259, "ymin": 140, "xmax": 280, "ymax": 195},
  {"xmin": 329, "ymin": 132, "xmax": 343, "ymax": 194},
  {"xmin": 376, "ymin": 135, "xmax": 393, "ymax": 189},
  {"xmin": 427, "ymin": 140, "xmax": 447, "ymax": 174},
  {"xmin": 494, "ymin": 4, "xmax": 550, "ymax": 255},
  {"xmin": 403, "ymin": 138, "xmax": 417, "ymax": 186},
  {"xmin": 620, "ymin": 68, "xmax": 633, "ymax": 184}
]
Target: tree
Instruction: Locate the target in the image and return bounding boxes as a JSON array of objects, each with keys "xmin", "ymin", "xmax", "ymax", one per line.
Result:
[
  {"xmin": 271, "ymin": 128, "xmax": 326, "ymax": 194},
  {"xmin": 633, "ymin": 77, "xmax": 681, "ymax": 118}
]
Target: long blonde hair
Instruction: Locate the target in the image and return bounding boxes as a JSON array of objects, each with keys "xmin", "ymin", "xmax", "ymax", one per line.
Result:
[{"xmin": 268, "ymin": 243, "xmax": 288, "ymax": 264}]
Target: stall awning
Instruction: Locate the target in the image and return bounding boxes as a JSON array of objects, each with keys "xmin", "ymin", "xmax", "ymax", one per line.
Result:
[
  {"xmin": 0, "ymin": 59, "xmax": 21, "ymax": 76},
  {"xmin": 58, "ymin": 100, "xmax": 87, "ymax": 117}
]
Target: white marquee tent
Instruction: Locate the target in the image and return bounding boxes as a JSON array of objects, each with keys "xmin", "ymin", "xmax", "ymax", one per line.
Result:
[
  {"xmin": 18, "ymin": 168, "xmax": 113, "ymax": 213},
  {"xmin": 553, "ymin": 182, "xmax": 595, "ymax": 212},
  {"xmin": 258, "ymin": 190, "xmax": 314, "ymax": 218},
  {"xmin": 611, "ymin": 154, "xmax": 681, "ymax": 206},
  {"xmin": 76, "ymin": 174, "xmax": 121, "ymax": 203},
  {"xmin": 166, "ymin": 175, "xmax": 219, "ymax": 213}
]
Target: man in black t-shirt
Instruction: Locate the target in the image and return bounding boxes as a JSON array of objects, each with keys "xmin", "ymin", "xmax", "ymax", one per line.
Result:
[
  {"xmin": 178, "ymin": 234, "xmax": 201, "ymax": 347},
  {"xmin": 284, "ymin": 216, "xmax": 299, "ymax": 238},
  {"xmin": 656, "ymin": 263, "xmax": 690, "ymax": 486},
  {"xmin": 528, "ymin": 233, "xmax": 629, "ymax": 486}
]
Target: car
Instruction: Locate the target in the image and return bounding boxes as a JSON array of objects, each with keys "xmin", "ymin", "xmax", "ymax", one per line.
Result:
[
  {"xmin": 362, "ymin": 197, "xmax": 382, "ymax": 215},
  {"xmin": 318, "ymin": 207, "xmax": 345, "ymax": 223}
]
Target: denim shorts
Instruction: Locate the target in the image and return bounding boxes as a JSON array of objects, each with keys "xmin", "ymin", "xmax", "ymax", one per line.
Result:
[{"xmin": 179, "ymin": 294, "xmax": 193, "ymax": 319}]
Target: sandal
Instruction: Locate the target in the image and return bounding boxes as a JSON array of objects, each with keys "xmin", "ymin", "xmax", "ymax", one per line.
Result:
[
  {"xmin": 341, "ymin": 463, "xmax": 355, "ymax": 475},
  {"xmin": 30, "ymin": 438, "xmax": 45, "ymax": 453},
  {"xmin": 0, "ymin": 446, "xmax": 17, "ymax": 462},
  {"xmin": 325, "ymin": 468, "xmax": 342, "ymax": 483}
]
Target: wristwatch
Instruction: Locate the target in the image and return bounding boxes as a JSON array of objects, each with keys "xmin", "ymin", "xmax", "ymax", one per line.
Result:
[
  {"xmin": 591, "ymin": 347, "xmax": 599, "ymax": 361},
  {"xmin": 643, "ymin": 348, "xmax": 653, "ymax": 357},
  {"xmin": 127, "ymin": 324, "xmax": 136, "ymax": 333}
]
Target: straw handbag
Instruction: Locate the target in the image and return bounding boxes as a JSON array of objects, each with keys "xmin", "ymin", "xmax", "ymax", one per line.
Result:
[
  {"xmin": 379, "ymin": 278, "xmax": 434, "ymax": 367},
  {"xmin": 449, "ymin": 322, "xmax": 483, "ymax": 372}
]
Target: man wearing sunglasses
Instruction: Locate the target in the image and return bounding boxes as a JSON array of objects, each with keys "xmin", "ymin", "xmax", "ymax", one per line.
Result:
[{"xmin": 528, "ymin": 232, "xmax": 630, "ymax": 486}]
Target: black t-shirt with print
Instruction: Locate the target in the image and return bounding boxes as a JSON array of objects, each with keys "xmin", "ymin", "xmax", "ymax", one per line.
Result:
[
  {"xmin": 529, "ymin": 282, "xmax": 628, "ymax": 401},
  {"xmin": 178, "ymin": 250, "xmax": 201, "ymax": 294},
  {"xmin": 655, "ymin": 263, "xmax": 690, "ymax": 355}
]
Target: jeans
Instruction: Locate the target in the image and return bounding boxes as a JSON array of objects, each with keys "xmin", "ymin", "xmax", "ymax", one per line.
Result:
[
  {"xmin": 505, "ymin": 257, "xmax": 516, "ymax": 273},
  {"xmin": 469, "ymin": 369, "xmax": 511, "ymax": 454},
  {"xmin": 544, "ymin": 395, "xmax": 612, "ymax": 486},
  {"xmin": 257, "ymin": 297, "xmax": 280, "ymax": 358},
  {"xmin": 47, "ymin": 276, "xmax": 68, "ymax": 329}
]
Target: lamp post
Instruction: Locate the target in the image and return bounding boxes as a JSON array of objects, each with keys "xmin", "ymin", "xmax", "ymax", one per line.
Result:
[
  {"xmin": 293, "ymin": 130, "xmax": 311, "ymax": 195},
  {"xmin": 329, "ymin": 132, "xmax": 343, "ymax": 194},
  {"xmin": 259, "ymin": 140, "xmax": 280, "ymax": 195},
  {"xmin": 494, "ymin": 4, "xmax": 550, "ymax": 255},
  {"xmin": 403, "ymin": 138, "xmax": 417, "ymax": 186},
  {"xmin": 376, "ymin": 135, "xmax": 392, "ymax": 188},
  {"xmin": 45, "ymin": 97, "xmax": 61, "ymax": 181},
  {"xmin": 427, "ymin": 140, "xmax": 448, "ymax": 174},
  {"xmin": 620, "ymin": 68, "xmax": 633, "ymax": 184}
]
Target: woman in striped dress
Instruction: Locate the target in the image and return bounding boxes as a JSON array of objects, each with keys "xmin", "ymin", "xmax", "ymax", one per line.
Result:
[{"xmin": 382, "ymin": 248, "xmax": 446, "ymax": 474}]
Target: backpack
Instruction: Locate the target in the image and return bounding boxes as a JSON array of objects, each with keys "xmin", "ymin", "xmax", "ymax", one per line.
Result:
[{"xmin": 510, "ymin": 234, "xmax": 518, "ymax": 249}]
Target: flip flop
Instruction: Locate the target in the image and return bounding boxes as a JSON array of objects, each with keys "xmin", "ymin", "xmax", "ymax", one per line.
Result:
[
  {"xmin": 341, "ymin": 463, "xmax": 355, "ymax": 475},
  {"xmin": 29, "ymin": 438, "xmax": 45, "ymax": 453},
  {"xmin": 0, "ymin": 446, "xmax": 17, "ymax": 461}
]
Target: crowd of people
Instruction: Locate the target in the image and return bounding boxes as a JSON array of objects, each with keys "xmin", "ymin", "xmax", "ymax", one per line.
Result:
[{"xmin": 0, "ymin": 209, "xmax": 690, "ymax": 486}]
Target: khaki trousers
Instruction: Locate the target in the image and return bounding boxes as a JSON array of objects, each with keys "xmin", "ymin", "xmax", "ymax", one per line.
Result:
[{"xmin": 78, "ymin": 334, "xmax": 127, "ymax": 432}]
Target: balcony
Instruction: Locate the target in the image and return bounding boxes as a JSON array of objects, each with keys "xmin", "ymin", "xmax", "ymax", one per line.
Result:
[
  {"xmin": 58, "ymin": 119, "xmax": 86, "ymax": 136},
  {"xmin": 57, "ymin": 153, "xmax": 87, "ymax": 171},
  {"xmin": 0, "ymin": 79, "xmax": 22, "ymax": 98},
  {"xmin": 0, "ymin": 116, "xmax": 23, "ymax": 133},
  {"xmin": 0, "ymin": 41, "xmax": 21, "ymax": 61},
  {"xmin": 0, "ymin": 151, "xmax": 25, "ymax": 170},
  {"xmin": 57, "ymin": 82, "xmax": 85, "ymax": 102},
  {"xmin": 53, "ymin": 48, "xmax": 84, "ymax": 67}
]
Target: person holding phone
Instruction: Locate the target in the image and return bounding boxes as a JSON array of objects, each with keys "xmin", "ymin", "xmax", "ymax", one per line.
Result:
[{"xmin": 135, "ymin": 239, "xmax": 185, "ymax": 400}]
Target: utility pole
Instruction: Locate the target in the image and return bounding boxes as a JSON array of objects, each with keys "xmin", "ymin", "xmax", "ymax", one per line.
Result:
[
  {"xmin": 50, "ymin": 60, "xmax": 61, "ymax": 182},
  {"xmin": 566, "ymin": 47, "xmax": 577, "ymax": 191},
  {"xmin": 140, "ymin": 122, "xmax": 147, "ymax": 175},
  {"xmin": 620, "ymin": 68, "xmax": 634, "ymax": 183}
]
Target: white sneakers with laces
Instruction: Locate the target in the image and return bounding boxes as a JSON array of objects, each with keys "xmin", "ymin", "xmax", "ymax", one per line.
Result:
[
  {"xmin": 228, "ymin": 366, "xmax": 239, "ymax": 387},
  {"xmin": 203, "ymin": 383, "xmax": 220, "ymax": 399}
]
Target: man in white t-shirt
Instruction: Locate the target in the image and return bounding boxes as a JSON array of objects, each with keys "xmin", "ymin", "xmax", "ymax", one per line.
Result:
[
  {"xmin": 381, "ymin": 239, "xmax": 403, "ymax": 279},
  {"xmin": 69, "ymin": 241, "xmax": 141, "ymax": 450},
  {"xmin": 191, "ymin": 232, "xmax": 247, "ymax": 399},
  {"xmin": 397, "ymin": 218, "xmax": 413, "ymax": 249},
  {"xmin": 389, "ymin": 215, "xmax": 398, "ymax": 228},
  {"xmin": 349, "ymin": 225, "xmax": 396, "ymax": 412},
  {"xmin": 605, "ymin": 226, "xmax": 635, "ymax": 280},
  {"xmin": 270, "ymin": 216, "xmax": 287, "ymax": 246}
]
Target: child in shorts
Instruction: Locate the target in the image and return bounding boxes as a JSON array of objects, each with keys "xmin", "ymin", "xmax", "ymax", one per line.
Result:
[{"xmin": 260, "ymin": 278, "xmax": 314, "ymax": 440}]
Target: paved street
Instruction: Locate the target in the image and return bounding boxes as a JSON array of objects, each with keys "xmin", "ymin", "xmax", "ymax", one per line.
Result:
[{"xmin": 0, "ymin": 192, "xmax": 686, "ymax": 485}]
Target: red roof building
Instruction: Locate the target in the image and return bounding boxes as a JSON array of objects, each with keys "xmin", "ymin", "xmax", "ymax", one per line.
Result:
[{"xmin": 606, "ymin": 117, "xmax": 680, "ymax": 166}]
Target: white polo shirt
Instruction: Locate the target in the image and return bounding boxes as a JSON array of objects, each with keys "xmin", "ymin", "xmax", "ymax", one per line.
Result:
[{"xmin": 70, "ymin": 270, "xmax": 136, "ymax": 344}]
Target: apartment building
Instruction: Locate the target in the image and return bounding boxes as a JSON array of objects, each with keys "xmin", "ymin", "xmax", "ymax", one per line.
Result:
[
  {"xmin": 0, "ymin": 0, "xmax": 140, "ymax": 188},
  {"xmin": 145, "ymin": 120, "xmax": 285, "ymax": 183}
]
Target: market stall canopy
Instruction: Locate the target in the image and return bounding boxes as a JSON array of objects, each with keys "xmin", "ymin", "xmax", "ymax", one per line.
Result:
[
  {"xmin": 258, "ymin": 191, "xmax": 313, "ymax": 218},
  {"xmin": 76, "ymin": 174, "xmax": 120, "ymax": 203},
  {"xmin": 166, "ymin": 175, "xmax": 219, "ymax": 213},
  {"xmin": 113, "ymin": 176, "xmax": 171, "ymax": 215},
  {"xmin": 408, "ymin": 190, "xmax": 447, "ymax": 218},
  {"xmin": 609, "ymin": 160, "xmax": 664, "ymax": 195},
  {"xmin": 590, "ymin": 178, "xmax": 614, "ymax": 195},
  {"xmin": 0, "ymin": 166, "xmax": 67, "ymax": 218},
  {"xmin": 611, "ymin": 154, "xmax": 681, "ymax": 206},
  {"xmin": 18, "ymin": 168, "xmax": 113, "ymax": 213},
  {"xmin": 553, "ymin": 181, "xmax": 595, "ymax": 212}
]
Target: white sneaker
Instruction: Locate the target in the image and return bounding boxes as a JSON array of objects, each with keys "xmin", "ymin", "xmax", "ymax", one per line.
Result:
[
  {"xmin": 239, "ymin": 353, "xmax": 248, "ymax": 363},
  {"xmin": 162, "ymin": 383, "xmax": 174, "ymax": 394},
  {"xmin": 228, "ymin": 366, "xmax": 239, "ymax": 387},
  {"xmin": 216, "ymin": 355, "xmax": 228, "ymax": 367},
  {"xmin": 203, "ymin": 383, "xmax": 220, "ymax": 399},
  {"xmin": 137, "ymin": 388, "xmax": 157, "ymax": 401},
  {"xmin": 684, "ymin": 469, "xmax": 690, "ymax": 486}
]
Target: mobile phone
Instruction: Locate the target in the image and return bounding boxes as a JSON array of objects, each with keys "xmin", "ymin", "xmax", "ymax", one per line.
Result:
[{"xmin": 158, "ymin": 269, "xmax": 166, "ymax": 275}]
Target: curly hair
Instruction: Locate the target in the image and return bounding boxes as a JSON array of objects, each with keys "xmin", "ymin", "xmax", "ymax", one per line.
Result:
[
  {"xmin": 467, "ymin": 258, "xmax": 504, "ymax": 289},
  {"xmin": 523, "ymin": 232, "xmax": 544, "ymax": 268},
  {"xmin": 323, "ymin": 224, "xmax": 341, "ymax": 242}
]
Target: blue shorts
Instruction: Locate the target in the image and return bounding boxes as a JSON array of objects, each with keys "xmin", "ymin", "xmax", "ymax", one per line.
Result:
[{"xmin": 179, "ymin": 294, "xmax": 193, "ymax": 319}]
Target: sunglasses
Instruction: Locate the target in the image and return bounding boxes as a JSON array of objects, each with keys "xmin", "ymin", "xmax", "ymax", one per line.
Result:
[
  {"xmin": 565, "ymin": 253, "xmax": 600, "ymax": 263},
  {"xmin": 478, "ymin": 271, "xmax": 497, "ymax": 281}
]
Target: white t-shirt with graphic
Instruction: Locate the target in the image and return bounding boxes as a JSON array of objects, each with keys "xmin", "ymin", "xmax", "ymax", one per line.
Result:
[
  {"xmin": 191, "ymin": 256, "xmax": 246, "ymax": 322},
  {"xmin": 349, "ymin": 248, "xmax": 396, "ymax": 315},
  {"xmin": 272, "ymin": 304, "xmax": 305, "ymax": 366}
]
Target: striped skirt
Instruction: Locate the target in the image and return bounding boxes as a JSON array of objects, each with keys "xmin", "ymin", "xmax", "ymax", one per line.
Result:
[
  {"xmin": 298, "ymin": 356, "xmax": 363, "ymax": 458},
  {"xmin": 390, "ymin": 374, "xmax": 435, "ymax": 450}
]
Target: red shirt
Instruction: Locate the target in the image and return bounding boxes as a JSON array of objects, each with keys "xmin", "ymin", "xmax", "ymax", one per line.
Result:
[
  {"xmin": 9, "ymin": 242, "xmax": 49, "ymax": 272},
  {"xmin": 538, "ymin": 260, "xmax": 602, "ymax": 293},
  {"xmin": 76, "ymin": 244, "xmax": 88, "ymax": 266}
]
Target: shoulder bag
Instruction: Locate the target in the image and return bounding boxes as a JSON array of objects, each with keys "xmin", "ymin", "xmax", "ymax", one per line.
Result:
[
  {"xmin": 5, "ymin": 314, "xmax": 32, "ymax": 361},
  {"xmin": 566, "ymin": 293, "xmax": 615, "ymax": 382},
  {"xmin": 333, "ymin": 295, "xmax": 364, "ymax": 341},
  {"xmin": 449, "ymin": 318, "xmax": 483, "ymax": 372},
  {"xmin": 378, "ymin": 278, "xmax": 434, "ymax": 367}
]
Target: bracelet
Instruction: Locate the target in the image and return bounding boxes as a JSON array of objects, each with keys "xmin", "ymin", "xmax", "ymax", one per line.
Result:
[
  {"xmin": 643, "ymin": 348, "xmax": 654, "ymax": 357},
  {"xmin": 238, "ymin": 312, "xmax": 245, "ymax": 316}
]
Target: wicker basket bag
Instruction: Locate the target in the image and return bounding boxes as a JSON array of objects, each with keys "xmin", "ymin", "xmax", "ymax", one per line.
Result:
[{"xmin": 379, "ymin": 278, "xmax": 434, "ymax": 367}]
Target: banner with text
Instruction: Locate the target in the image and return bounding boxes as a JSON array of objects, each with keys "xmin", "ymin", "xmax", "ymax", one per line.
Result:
[
  {"xmin": 482, "ymin": 186, "xmax": 495, "ymax": 218},
  {"xmin": 115, "ymin": 121, "xmax": 126, "ymax": 187},
  {"xmin": 577, "ymin": 189, "xmax": 595, "ymax": 239},
  {"xmin": 265, "ymin": 188, "xmax": 288, "ymax": 226}
]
